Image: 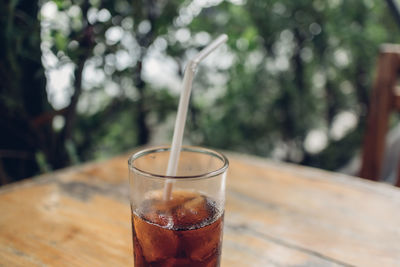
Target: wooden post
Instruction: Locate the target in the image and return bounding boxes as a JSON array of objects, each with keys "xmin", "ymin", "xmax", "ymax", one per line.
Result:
[
  {"xmin": 360, "ymin": 44, "xmax": 400, "ymax": 183},
  {"xmin": 397, "ymin": 164, "xmax": 400, "ymax": 187}
]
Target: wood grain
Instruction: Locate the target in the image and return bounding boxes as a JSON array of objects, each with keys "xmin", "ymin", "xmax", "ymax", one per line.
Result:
[{"xmin": 0, "ymin": 152, "xmax": 399, "ymax": 267}]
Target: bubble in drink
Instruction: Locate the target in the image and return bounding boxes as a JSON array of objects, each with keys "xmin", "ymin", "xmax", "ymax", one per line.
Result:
[{"xmin": 131, "ymin": 190, "xmax": 224, "ymax": 267}]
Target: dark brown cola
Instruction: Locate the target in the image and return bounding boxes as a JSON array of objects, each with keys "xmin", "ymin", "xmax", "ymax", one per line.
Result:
[{"xmin": 132, "ymin": 191, "xmax": 224, "ymax": 267}]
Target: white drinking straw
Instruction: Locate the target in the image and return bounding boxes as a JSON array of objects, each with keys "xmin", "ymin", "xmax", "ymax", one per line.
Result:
[{"xmin": 163, "ymin": 34, "xmax": 228, "ymax": 200}]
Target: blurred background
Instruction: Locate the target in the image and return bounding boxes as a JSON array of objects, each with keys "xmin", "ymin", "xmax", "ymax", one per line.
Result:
[{"xmin": 1, "ymin": 0, "xmax": 400, "ymax": 185}]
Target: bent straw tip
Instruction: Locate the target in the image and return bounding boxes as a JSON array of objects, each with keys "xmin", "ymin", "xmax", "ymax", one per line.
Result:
[{"xmin": 191, "ymin": 34, "xmax": 229, "ymax": 66}]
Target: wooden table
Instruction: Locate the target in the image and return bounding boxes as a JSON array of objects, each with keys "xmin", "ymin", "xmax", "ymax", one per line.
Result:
[{"xmin": 1, "ymin": 151, "xmax": 399, "ymax": 267}]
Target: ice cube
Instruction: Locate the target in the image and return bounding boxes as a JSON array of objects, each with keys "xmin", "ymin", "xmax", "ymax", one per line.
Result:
[
  {"xmin": 141, "ymin": 190, "xmax": 197, "ymax": 217},
  {"xmin": 133, "ymin": 214, "xmax": 178, "ymax": 262},
  {"xmin": 174, "ymin": 196, "xmax": 211, "ymax": 228},
  {"xmin": 172, "ymin": 190, "xmax": 198, "ymax": 200},
  {"xmin": 180, "ymin": 215, "xmax": 223, "ymax": 261},
  {"xmin": 183, "ymin": 195, "xmax": 207, "ymax": 211},
  {"xmin": 142, "ymin": 210, "xmax": 170, "ymax": 227},
  {"xmin": 139, "ymin": 200, "xmax": 176, "ymax": 228}
]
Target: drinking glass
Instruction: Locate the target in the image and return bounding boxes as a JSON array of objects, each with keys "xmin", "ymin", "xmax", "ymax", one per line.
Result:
[{"xmin": 128, "ymin": 146, "xmax": 228, "ymax": 267}]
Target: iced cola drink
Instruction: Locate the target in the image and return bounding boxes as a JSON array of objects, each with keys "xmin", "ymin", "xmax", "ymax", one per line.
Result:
[
  {"xmin": 128, "ymin": 147, "xmax": 228, "ymax": 267},
  {"xmin": 132, "ymin": 191, "xmax": 224, "ymax": 266}
]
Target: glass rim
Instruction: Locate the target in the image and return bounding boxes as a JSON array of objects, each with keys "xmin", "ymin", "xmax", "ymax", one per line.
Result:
[{"xmin": 128, "ymin": 146, "xmax": 229, "ymax": 180}]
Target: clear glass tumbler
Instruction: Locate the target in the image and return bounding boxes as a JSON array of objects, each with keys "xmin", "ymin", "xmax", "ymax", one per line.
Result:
[{"xmin": 128, "ymin": 146, "xmax": 228, "ymax": 267}]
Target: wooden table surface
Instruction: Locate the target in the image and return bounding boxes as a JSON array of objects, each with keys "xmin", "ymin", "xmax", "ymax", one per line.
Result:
[{"xmin": 1, "ymin": 150, "xmax": 399, "ymax": 267}]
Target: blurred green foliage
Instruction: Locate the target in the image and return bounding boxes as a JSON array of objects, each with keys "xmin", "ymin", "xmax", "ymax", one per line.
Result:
[{"xmin": 1, "ymin": 0, "xmax": 400, "ymax": 183}]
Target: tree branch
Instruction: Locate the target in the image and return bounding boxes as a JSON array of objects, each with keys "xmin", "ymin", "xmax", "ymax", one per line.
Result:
[
  {"xmin": 60, "ymin": 1, "xmax": 93, "ymax": 139},
  {"xmin": 385, "ymin": 0, "xmax": 400, "ymax": 28}
]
